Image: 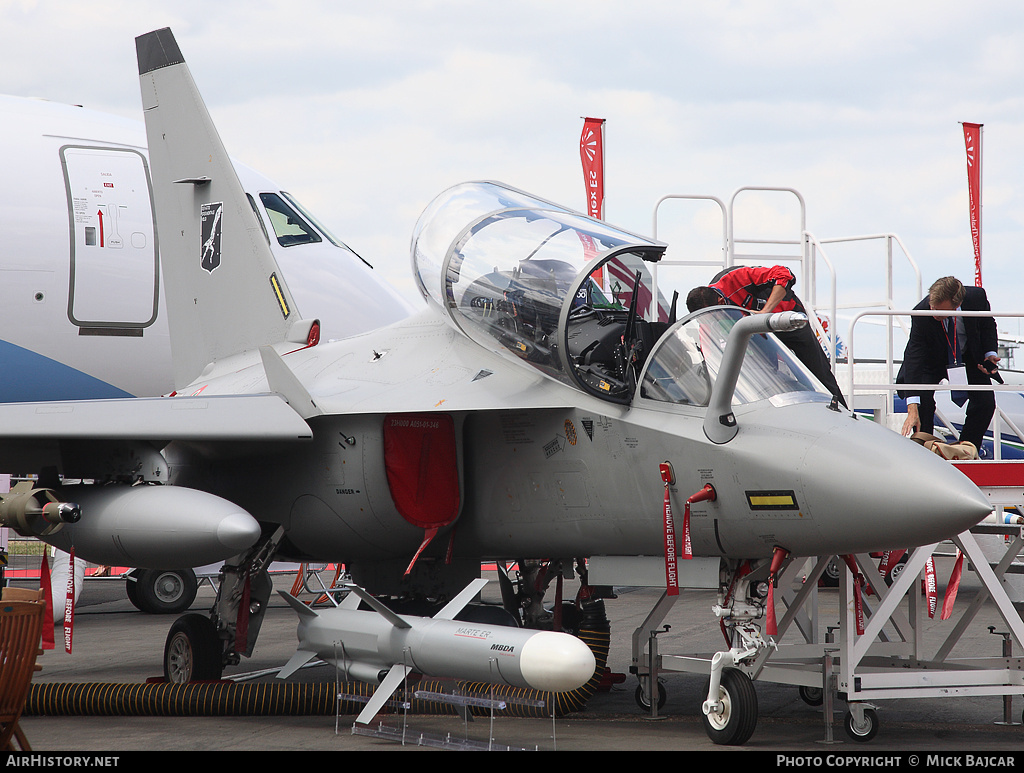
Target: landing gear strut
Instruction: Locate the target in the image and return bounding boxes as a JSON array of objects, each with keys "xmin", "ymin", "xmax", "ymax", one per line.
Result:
[
  {"xmin": 162, "ymin": 526, "xmax": 283, "ymax": 683},
  {"xmin": 699, "ymin": 555, "xmax": 787, "ymax": 745}
]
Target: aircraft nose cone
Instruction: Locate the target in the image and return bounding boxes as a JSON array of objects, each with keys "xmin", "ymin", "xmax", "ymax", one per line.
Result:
[
  {"xmin": 802, "ymin": 424, "xmax": 992, "ymax": 552},
  {"xmin": 217, "ymin": 512, "xmax": 262, "ymax": 552},
  {"xmin": 518, "ymin": 631, "xmax": 596, "ymax": 692}
]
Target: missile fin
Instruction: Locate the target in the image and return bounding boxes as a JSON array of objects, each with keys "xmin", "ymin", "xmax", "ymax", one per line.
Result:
[
  {"xmin": 339, "ymin": 589, "xmax": 362, "ymax": 609},
  {"xmin": 277, "ymin": 649, "xmax": 318, "ymax": 680},
  {"xmin": 343, "ymin": 584, "xmax": 412, "ymax": 629},
  {"xmin": 433, "ymin": 578, "xmax": 489, "ymax": 620},
  {"xmin": 355, "ymin": 662, "xmax": 411, "ymax": 725},
  {"xmin": 276, "ymin": 590, "xmax": 318, "ymax": 619}
]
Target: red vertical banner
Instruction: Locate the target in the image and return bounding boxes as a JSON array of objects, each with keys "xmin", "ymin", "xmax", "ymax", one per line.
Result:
[
  {"xmin": 963, "ymin": 122, "xmax": 983, "ymax": 287},
  {"xmin": 580, "ymin": 117, "xmax": 606, "ymax": 220}
]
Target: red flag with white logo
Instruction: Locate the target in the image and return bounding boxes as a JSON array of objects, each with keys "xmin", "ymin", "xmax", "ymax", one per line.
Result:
[
  {"xmin": 580, "ymin": 117, "xmax": 605, "ymax": 220},
  {"xmin": 963, "ymin": 122, "xmax": 983, "ymax": 287}
]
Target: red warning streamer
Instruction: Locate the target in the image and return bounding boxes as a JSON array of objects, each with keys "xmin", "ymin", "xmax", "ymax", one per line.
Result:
[
  {"xmin": 765, "ymin": 547, "xmax": 789, "ymax": 637},
  {"xmin": 841, "ymin": 555, "xmax": 866, "ymax": 636},
  {"xmin": 925, "ymin": 557, "xmax": 938, "ymax": 618},
  {"xmin": 684, "ymin": 485, "xmax": 716, "ymax": 563},
  {"xmin": 941, "ymin": 550, "xmax": 965, "ymax": 620},
  {"xmin": 660, "ymin": 464, "xmax": 679, "ymax": 596},
  {"xmin": 877, "ymin": 549, "xmax": 905, "ymax": 579},
  {"xmin": 63, "ymin": 547, "xmax": 75, "ymax": 654},
  {"xmin": 39, "ymin": 554, "xmax": 54, "ymax": 651}
]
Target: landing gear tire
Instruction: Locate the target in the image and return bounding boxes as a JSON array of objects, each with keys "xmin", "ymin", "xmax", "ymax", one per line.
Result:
[
  {"xmin": 702, "ymin": 668, "xmax": 758, "ymax": 745},
  {"xmin": 822, "ymin": 557, "xmax": 841, "ymax": 587},
  {"xmin": 634, "ymin": 679, "xmax": 667, "ymax": 711},
  {"xmin": 799, "ymin": 685, "xmax": 824, "ymax": 707},
  {"xmin": 884, "ymin": 555, "xmax": 909, "ymax": 587},
  {"xmin": 844, "ymin": 707, "xmax": 879, "ymax": 742},
  {"xmin": 131, "ymin": 569, "xmax": 198, "ymax": 614},
  {"xmin": 164, "ymin": 613, "xmax": 222, "ymax": 683}
]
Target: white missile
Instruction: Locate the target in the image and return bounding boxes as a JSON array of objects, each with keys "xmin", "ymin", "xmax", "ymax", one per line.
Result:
[{"xmin": 276, "ymin": 578, "xmax": 597, "ymax": 724}]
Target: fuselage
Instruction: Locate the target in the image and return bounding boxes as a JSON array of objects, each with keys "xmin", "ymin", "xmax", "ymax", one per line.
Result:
[{"xmin": 160, "ymin": 307, "xmax": 991, "ymax": 566}]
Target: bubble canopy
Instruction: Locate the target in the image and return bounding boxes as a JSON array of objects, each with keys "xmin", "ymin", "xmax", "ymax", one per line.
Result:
[
  {"xmin": 638, "ymin": 306, "xmax": 828, "ymax": 409},
  {"xmin": 412, "ymin": 181, "xmax": 668, "ymax": 402}
]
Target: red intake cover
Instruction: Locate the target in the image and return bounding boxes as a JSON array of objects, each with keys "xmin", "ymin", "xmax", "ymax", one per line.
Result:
[{"xmin": 383, "ymin": 413, "xmax": 460, "ymax": 529}]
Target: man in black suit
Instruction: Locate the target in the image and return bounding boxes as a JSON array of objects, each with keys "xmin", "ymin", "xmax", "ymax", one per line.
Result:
[{"xmin": 897, "ymin": 276, "xmax": 1000, "ymax": 449}]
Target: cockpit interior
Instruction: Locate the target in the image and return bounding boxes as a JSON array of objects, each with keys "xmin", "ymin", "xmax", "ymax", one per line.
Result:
[{"xmin": 412, "ymin": 181, "xmax": 829, "ymax": 409}]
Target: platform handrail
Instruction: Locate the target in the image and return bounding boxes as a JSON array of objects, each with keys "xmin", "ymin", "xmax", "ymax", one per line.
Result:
[{"xmin": 846, "ymin": 308, "xmax": 1024, "ymax": 460}]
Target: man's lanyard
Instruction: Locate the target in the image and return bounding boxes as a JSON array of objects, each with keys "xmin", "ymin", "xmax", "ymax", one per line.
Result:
[{"xmin": 942, "ymin": 316, "xmax": 962, "ymax": 366}]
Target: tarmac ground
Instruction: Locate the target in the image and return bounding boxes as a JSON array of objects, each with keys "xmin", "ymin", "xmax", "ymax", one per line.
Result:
[{"xmin": 7, "ymin": 555, "xmax": 1024, "ymax": 755}]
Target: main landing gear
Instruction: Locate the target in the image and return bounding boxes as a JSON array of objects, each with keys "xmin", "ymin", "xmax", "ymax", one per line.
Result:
[
  {"xmin": 127, "ymin": 568, "xmax": 198, "ymax": 614},
  {"xmin": 162, "ymin": 527, "xmax": 283, "ymax": 683}
]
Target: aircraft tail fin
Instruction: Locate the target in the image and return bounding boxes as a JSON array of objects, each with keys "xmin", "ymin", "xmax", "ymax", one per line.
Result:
[{"xmin": 136, "ymin": 28, "xmax": 308, "ymax": 389}]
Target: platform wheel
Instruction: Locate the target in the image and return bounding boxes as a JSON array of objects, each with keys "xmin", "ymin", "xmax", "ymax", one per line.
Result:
[
  {"xmin": 634, "ymin": 678, "xmax": 667, "ymax": 711},
  {"xmin": 844, "ymin": 707, "xmax": 879, "ymax": 742},
  {"xmin": 164, "ymin": 613, "xmax": 223, "ymax": 683},
  {"xmin": 702, "ymin": 668, "xmax": 758, "ymax": 745},
  {"xmin": 798, "ymin": 684, "xmax": 824, "ymax": 707}
]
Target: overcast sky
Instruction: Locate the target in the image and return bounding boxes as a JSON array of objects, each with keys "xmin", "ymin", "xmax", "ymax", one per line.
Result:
[{"xmin": 5, "ymin": 0, "xmax": 1024, "ymax": 349}]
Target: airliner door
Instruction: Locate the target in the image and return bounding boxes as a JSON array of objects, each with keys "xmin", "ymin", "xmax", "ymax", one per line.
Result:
[{"xmin": 61, "ymin": 146, "xmax": 159, "ymax": 334}]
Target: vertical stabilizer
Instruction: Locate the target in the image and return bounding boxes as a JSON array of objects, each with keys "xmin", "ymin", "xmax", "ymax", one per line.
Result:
[{"xmin": 136, "ymin": 28, "xmax": 303, "ymax": 389}]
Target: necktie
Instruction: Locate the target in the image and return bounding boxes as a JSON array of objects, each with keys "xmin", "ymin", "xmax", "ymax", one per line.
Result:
[{"xmin": 947, "ymin": 317, "xmax": 968, "ymax": 406}]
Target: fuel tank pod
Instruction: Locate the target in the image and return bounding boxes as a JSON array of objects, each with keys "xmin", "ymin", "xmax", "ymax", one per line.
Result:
[{"xmin": 43, "ymin": 484, "xmax": 261, "ymax": 568}]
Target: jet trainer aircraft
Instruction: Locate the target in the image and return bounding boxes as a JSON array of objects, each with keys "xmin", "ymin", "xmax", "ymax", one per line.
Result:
[{"xmin": 0, "ymin": 28, "xmax": 992, "ymax": 744}]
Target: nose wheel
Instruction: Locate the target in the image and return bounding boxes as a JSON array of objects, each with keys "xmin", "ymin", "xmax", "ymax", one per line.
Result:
[{"xmin": 702, "ymin": 667, "xmax": 758, "ymax": 745}]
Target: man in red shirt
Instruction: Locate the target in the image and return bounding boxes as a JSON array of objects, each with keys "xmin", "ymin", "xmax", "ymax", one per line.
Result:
[{"xmin": 686, "ymin": 265, "xmax": 847, "ymax": 407}]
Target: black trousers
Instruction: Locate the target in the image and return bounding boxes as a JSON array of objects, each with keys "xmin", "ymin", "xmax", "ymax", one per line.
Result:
[
  {"xmin": 775, "ymin": 325, "xmax": 847, "ymax": 408},
  {"xmin": 914, "ymin": 366, "xmax": 995, "ymax": 449}
]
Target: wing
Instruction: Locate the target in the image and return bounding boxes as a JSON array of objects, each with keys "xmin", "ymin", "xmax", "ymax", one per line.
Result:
[{"xmin": 0, "ymin": 393, "xmax": 310, "ymax": 474}]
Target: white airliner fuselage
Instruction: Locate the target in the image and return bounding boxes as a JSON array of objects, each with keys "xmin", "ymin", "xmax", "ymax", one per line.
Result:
[{"xmin": 0, "ymin": 94, "xmax": 414, "ymax": 401}]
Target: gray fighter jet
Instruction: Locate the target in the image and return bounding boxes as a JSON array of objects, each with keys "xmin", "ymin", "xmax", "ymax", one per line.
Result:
[{"xmin": 0, "ymin": 28, "xmax": 992, "ymax": 745}]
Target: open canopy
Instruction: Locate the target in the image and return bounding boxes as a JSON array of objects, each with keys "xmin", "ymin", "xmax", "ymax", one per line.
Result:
[
  {"xmin": 412, "ymin": 181, "xmax": 669, "ymax": 402},
  {"xmin": 638, "ymin": 306, "xmax": 828, "ymax": 409},
  {"xmin": 411, "ymin": 181, "xmax": 831, "ymax": 409}
]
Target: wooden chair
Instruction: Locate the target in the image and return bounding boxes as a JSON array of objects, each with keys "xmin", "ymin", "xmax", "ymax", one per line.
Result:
[
  {"xmin": 1, "ymin": 587, "xmax": 45, "ymax": 603},
  {"xmin": 0, "ymin": 600, "xmax": 46, "ymax": 751},
  {"xmin": 0, "ymin": 589, "xmax": 47, "ymax": 670}
]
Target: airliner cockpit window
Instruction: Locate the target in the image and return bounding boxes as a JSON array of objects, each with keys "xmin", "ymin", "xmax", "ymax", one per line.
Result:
[{"xmin": 259, "ymin": 192, "xmax": 322, "ymax": 247}]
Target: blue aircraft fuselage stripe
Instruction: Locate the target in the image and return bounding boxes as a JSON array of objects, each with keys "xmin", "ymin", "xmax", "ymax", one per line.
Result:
[{"xmin": 0, "ymin": 339, "xmax": 134, "ymax": 402}]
